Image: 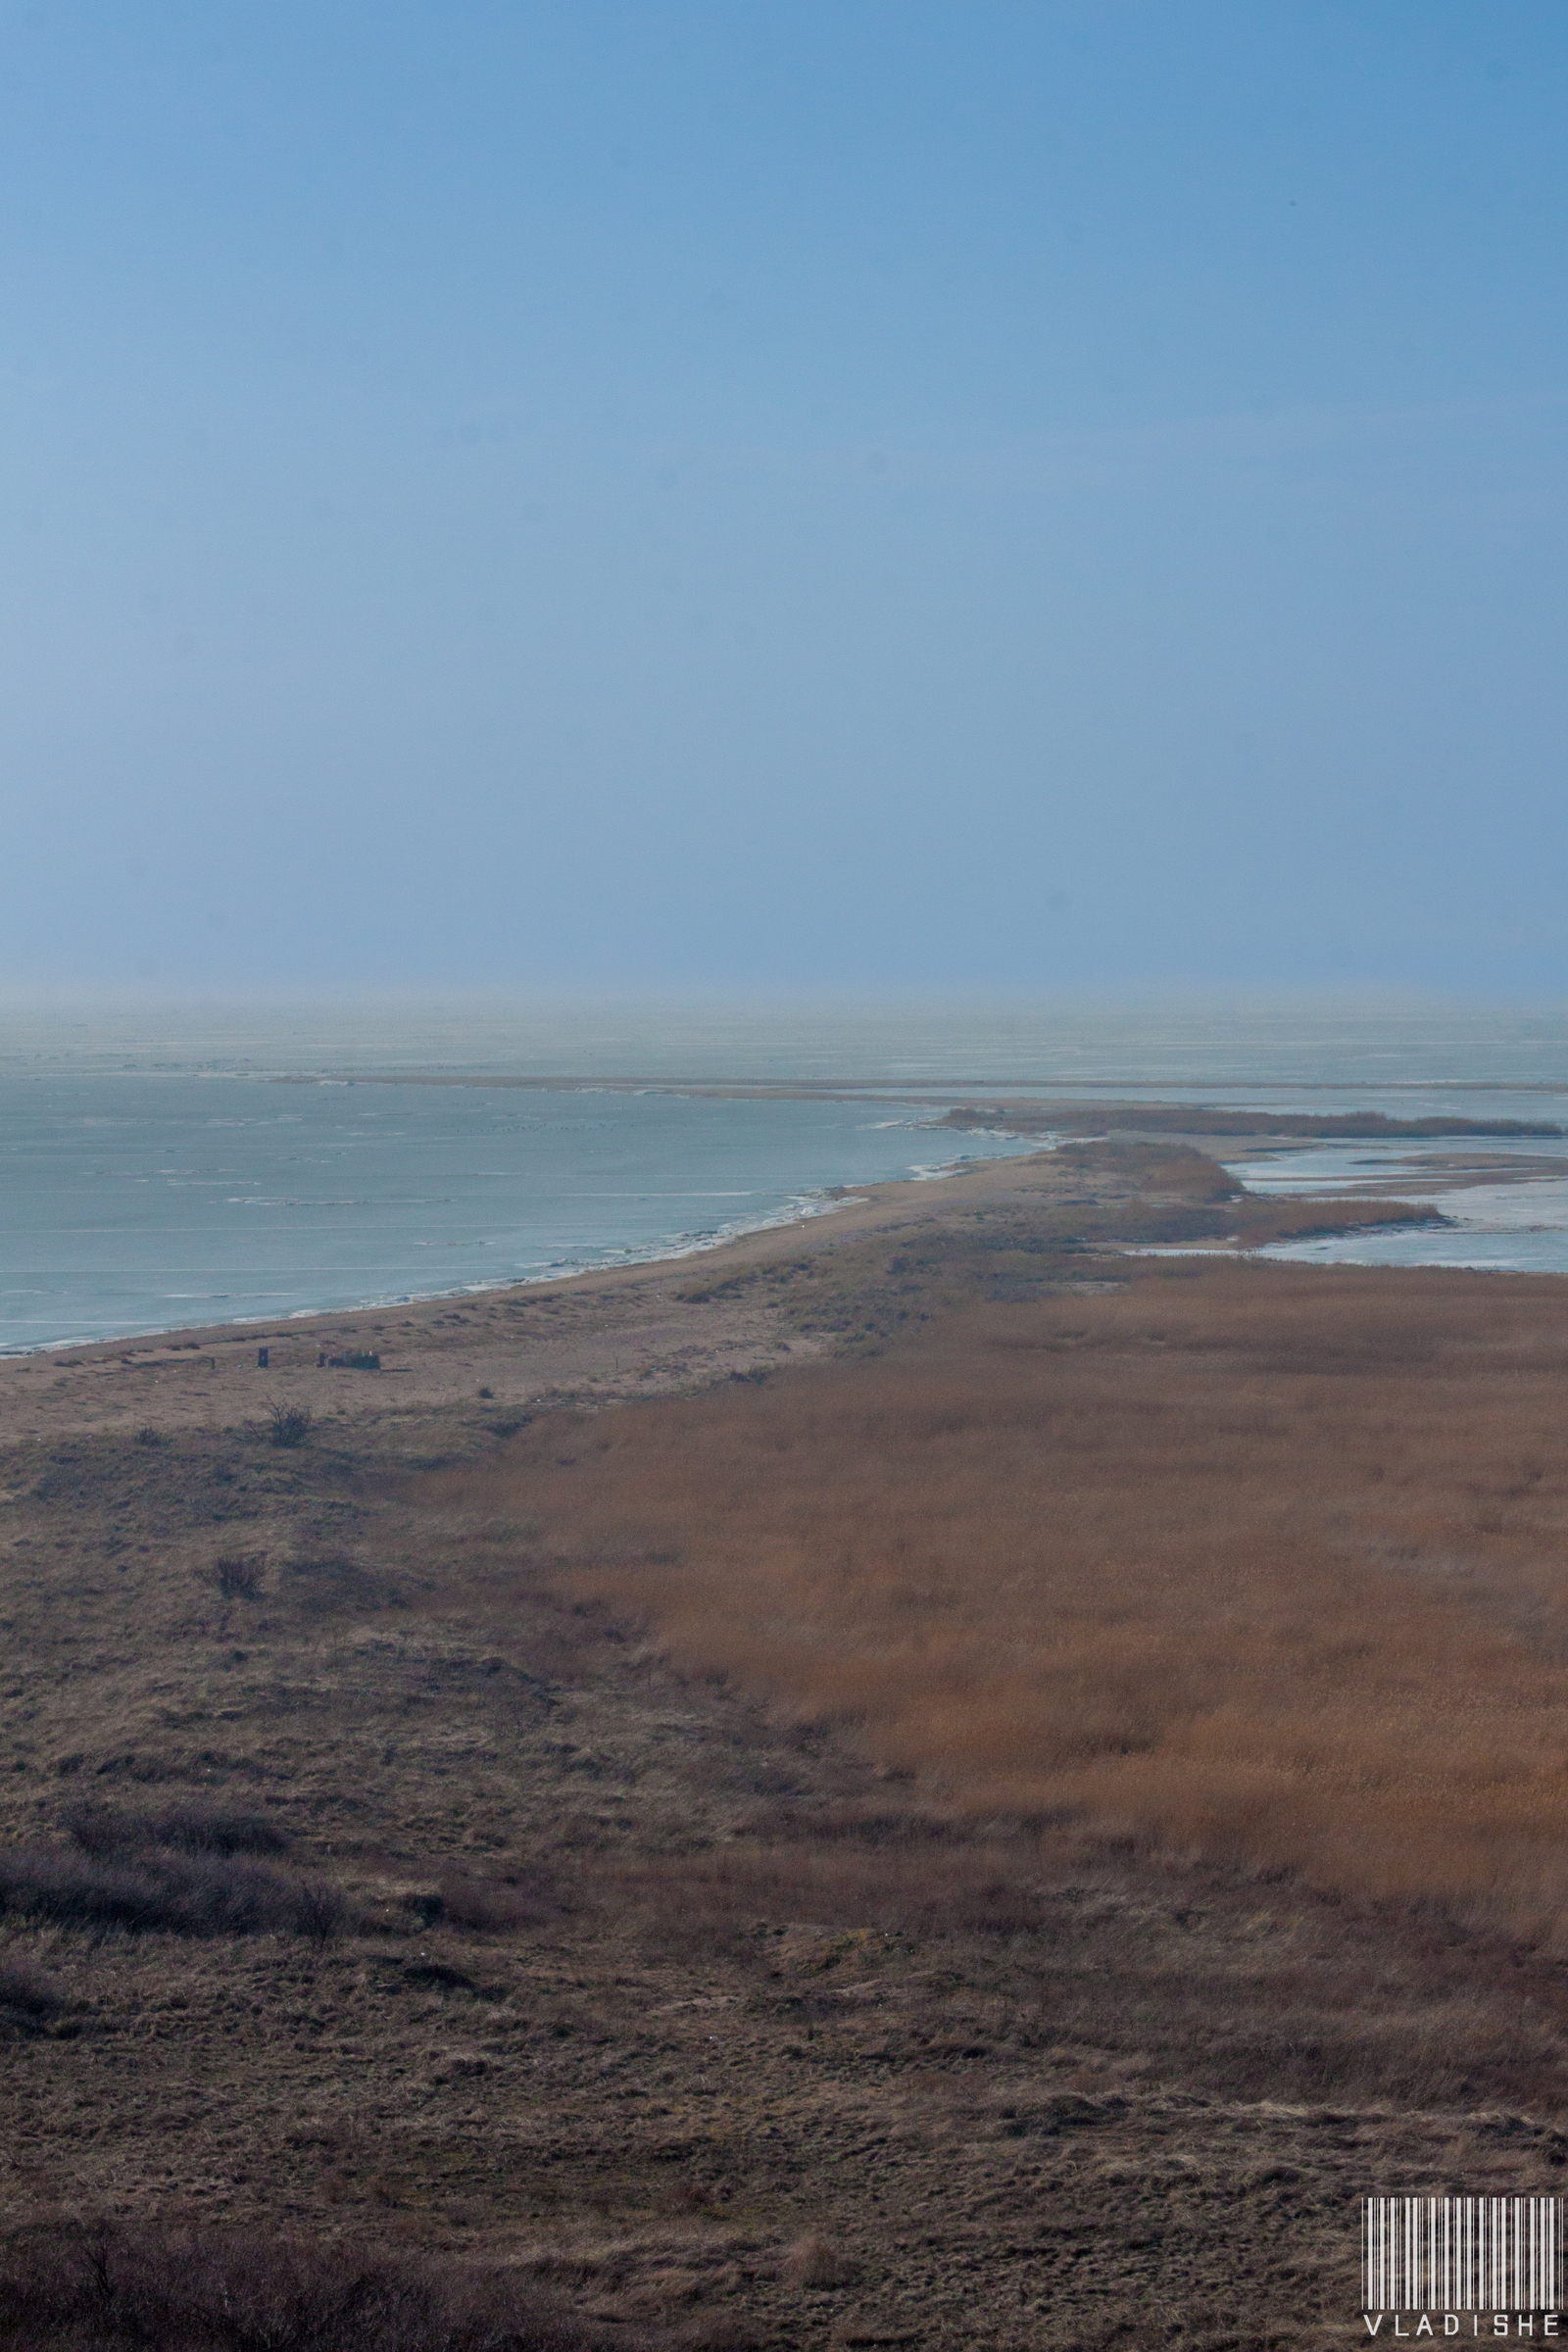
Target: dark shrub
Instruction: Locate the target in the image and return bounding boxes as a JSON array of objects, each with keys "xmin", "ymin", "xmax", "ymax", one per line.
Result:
[
  {"xmin": 294, "ymin": 1879, "xmax": 348, "ymax": 1947},
  {"xmin": 153, "ymin": 1805, "xmax": 290, "ymax": 1857},
  {"xmin": 269, "ymin": 1403, "xmax": 312, "ymax": 1448},
  {"xmin": 214, "ymin": 1555, "xmax": 265, "ymax": 1601},
  {"xmin": 0, "ymin": 1961, "xmax": 65, "ymax": 2030}
]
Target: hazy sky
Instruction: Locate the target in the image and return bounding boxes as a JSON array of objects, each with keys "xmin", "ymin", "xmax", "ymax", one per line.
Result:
[{"xmin": 4, "ymin": 4, "xmax": 1565, "ymax": 993}]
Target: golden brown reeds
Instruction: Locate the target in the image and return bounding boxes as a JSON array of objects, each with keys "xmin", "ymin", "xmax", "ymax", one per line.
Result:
[{"xmin": 424, "ymin": 1261, "xmax": 1568, "ymax": 1940}]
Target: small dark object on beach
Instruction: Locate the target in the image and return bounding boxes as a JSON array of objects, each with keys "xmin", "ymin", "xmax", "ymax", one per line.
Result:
[
  {"xmin": 268, "ymin": 1403, "xmax": 312, "ymax": 1448},
  {"xmin": 256, "ymin": 1347, "xmax": 268, "ymax": 1368},
  {"xmin": 326, "ymin": 1349, "xmax": 380, "ymax": 1370},
  {"xmin": 478, "ymin": 1386, "xmax": 493, "ymax": 1398},
  {"xmin": 134, "ymin": 1428, "xmax": 165, "ymax": 1448}
]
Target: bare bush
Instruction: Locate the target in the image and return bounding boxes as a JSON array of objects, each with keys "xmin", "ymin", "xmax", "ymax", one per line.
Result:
[
  {"xmin": 269, "ymin": 1402, "xmax": 312, "ymax": 1448},
  {"xmin": 294, "ymin": 1879, "xmax": 348, "ymax": 1947},
  {"xmin": 0, "ymin": 2220, "xmax": 670, "ymax": 2350},
  {"xmin": 214, "ymin": 1554, "xmax": 265, "ymax": 1601}
]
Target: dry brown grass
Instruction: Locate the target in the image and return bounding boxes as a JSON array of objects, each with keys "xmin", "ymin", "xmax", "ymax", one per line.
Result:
[
  {"xmin": 0, "ymin": 2221, "xmax": 676, "ymax": 2350},
  {"xmin": 15, "ymin": 1193, "xmax": 1568, "ymax": 2342},
  {"xmin": 1228, "ymin": 1193, "xmax": 1446, "ymax": 1246},
  {"xmin": 426, "ymin": 1259, "xmax": 1568, "ymax": 1940},
  {"xmin": 0, "ymin": 1843, "xmax": 348, "ymax": 1939}
]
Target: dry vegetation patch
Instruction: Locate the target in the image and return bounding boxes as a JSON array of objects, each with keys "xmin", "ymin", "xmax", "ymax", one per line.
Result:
[
  {"xmin": 430, "ymin": 1259, "xmax": 1568, "ymax": 1937},
  {"xmin": 11, "ymin": 1155, "xmax": 1568, "ymax": 2344},
  {"xmin": 0, "ymin": 2221, "xmax": 677, "ymax": 2352}
]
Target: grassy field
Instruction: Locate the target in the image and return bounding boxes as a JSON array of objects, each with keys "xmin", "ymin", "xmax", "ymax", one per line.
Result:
[
  {"xmin": 434, "ymin": 1256, "xmax": 1568, "ymax": 1937},
  {"xmin": 4, "ymin": 1140, "xmax": 1568, "ymax": 2347}
]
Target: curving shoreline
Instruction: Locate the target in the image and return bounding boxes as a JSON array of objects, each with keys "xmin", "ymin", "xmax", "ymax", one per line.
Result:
[
  {"xmin": 0, "ymin": 1147, "xmax": 1057, "ymax": 1441},
  {"xmin": 0, "ymin": 1138, "xmax": 1446, "ymax": 1448}
]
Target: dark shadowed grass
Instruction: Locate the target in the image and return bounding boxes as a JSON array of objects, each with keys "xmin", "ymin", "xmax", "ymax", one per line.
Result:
[
  {"xmin": 435, "ymin": 1868, "xmax": 563, "ymax": 1933},
  {"xmin": 597, "ymin": 1838, "xmax": 1053, "ymax": 1953},
  {"xmin": 0, "ymin": 1846, "xmax": 344, "ymax": 1939},
  {"xmin": 0, "ymin": 1960, "xmax": 66, "ymax": 2034},
  {"xmin": 65, "ymin": 1801, "xmax": 290, "ymax": 1858},
  {"xmin": 0, "ymin": 2222, "xmax": 684, "ymax": 2352}
]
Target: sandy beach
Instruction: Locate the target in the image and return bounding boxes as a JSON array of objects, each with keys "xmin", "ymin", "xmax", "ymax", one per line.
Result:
[
  {"xmin": 0, "ymin": 1102, "xmax": 1492, "ymax": 1448},
  {"xmin": 0, "ymin": 1144, "xmax": 1137, "ymax": 1446}
]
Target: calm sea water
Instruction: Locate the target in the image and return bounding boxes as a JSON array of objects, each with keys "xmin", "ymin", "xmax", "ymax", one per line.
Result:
[
  {"xmin": 0, "ymin": 1077, "xmax": 1041, "ymax": 1353},
  {"xmin": 4, "ymin": 996, "xmax": 1568, "ymax": 1351}
]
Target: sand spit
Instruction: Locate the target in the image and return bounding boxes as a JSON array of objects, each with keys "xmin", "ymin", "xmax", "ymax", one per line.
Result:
[
  {"xmin": 941, "ymin": 1098, "xmax": 1564, "ymax": 1142},
  {"xmin": 0, "ymin": 1139, "xmax": 1445, "ymax": 1446},
  {"xmin": 0, "ymin": 1150, "xmax": 1064, "ymax": 1444}
]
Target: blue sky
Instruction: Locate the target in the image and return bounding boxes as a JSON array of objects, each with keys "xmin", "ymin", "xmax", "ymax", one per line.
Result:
[{"xmin": 3, "ymin": 4, "xmax": 1565, "ymax": 991}]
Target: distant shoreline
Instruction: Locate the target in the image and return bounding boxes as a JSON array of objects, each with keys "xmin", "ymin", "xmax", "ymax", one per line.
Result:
[
  {"xmin": 0, "ymin": 1146, "xmax": 1092, "ymax": 1441},
  {"xmin": 10, "ymin": 1082, "xmax": 1567, "ymax": 1361},
  {"xmin": 270, "ymin": 1070, "xmax": 1568, "ymax": 1097}
]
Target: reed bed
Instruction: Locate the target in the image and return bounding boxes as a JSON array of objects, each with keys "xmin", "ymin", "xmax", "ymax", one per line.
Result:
[{"xmin": 426, "ymin": 1261, "xmax": 1568, "ymax": 1939}]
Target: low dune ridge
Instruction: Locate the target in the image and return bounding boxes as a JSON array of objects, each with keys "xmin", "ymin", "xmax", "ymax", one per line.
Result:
[{"xmin": 943, "ymin": 1099, "xmax": 1564, "ymax": 1139}]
